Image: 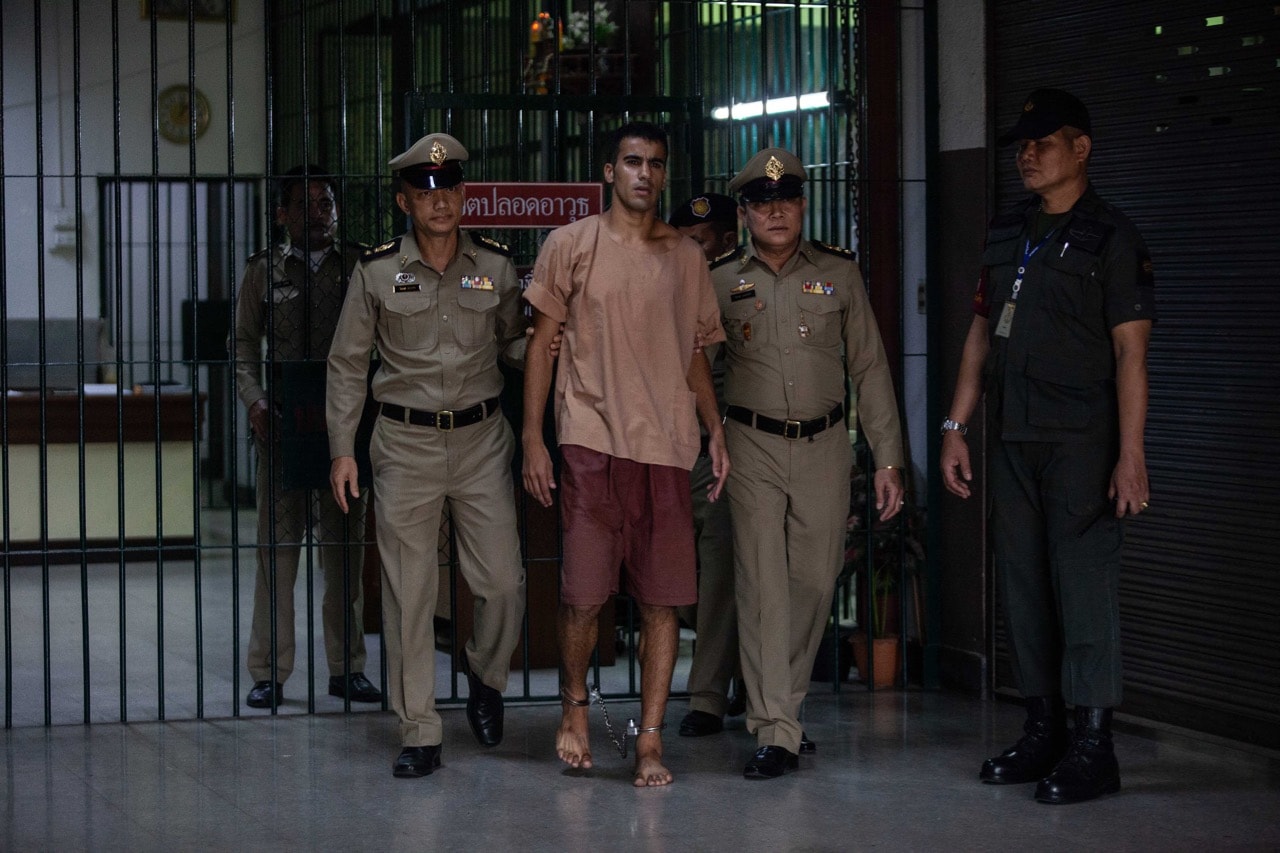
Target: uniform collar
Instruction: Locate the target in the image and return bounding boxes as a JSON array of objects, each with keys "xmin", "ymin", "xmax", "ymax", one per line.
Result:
[
  {"xmin": 737, "ymin": 237, "xmax": 816, "ymax": 273},
  {"xmin": 398, "ymin": 229, "xmax": 477, "ymax": 269}
]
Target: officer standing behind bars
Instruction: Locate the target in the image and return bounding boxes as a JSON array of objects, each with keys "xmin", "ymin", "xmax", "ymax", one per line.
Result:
[
  {"xmin": 711, "ymin": 149, "xmax": 905, "ymax": 779},
  {"xmin": 233, "ymin": 165, "xmax": 380, "ymax": 710},
  {"xmin": 941, "ymin": 89, "xmax": 1154, "ymax": 805},
  {"xmin": 668, "ymin": 193, "xmax": 747, "ymax": 737},
  {"xmin": 327, "ymin": 133, "xmax": 527, "ymax": 779}
]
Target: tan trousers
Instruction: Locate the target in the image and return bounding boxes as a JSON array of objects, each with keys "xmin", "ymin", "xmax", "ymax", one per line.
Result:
[
  {"xmin": 678, "ymin": 451, "xmax": 739, "ymax": 716},
  {"xmin": 247, "ymin": 438, "xmax": 368, "ymax": 684},
  {"xmin": 370, "ymin": 411, "xmax": 526, "ymax": 748},
  {"xmin": 726, "ymin": 420, "xmax": 850, "ymax": 754}
]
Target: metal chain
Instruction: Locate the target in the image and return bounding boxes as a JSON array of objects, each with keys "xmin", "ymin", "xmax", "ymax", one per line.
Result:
[{"xmin": 589, "ymin": 685, "xmax": 632, "ymax": 759}]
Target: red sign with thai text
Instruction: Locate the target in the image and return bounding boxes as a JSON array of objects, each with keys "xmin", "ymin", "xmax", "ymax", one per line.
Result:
[{"xmin": 461, "ymin": 182, "xmax": 603, "ymax": 229}]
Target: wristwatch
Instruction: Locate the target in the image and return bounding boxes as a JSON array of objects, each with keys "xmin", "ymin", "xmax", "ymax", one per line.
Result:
[{"xmin": 940, "ymin": 418, "xmax": 968, "ymax": 436}]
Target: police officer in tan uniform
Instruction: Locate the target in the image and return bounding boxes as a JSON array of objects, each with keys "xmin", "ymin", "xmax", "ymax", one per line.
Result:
[
  {"xmin": 233, "ymin": 165, "xmax": 380, "ymax": 710},
  {"xmin": 711, "ymin": 148, "xmax": 905, "ymax": 779},
  {"xmin": 327, "ymin": 134, "xmax": 527, "ymax": 779}
]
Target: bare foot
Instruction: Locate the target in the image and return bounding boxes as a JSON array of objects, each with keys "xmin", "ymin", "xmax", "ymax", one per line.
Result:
[
  {"xmin": 632, "ymin": 732, "xmax": 672, "ymax": 787},
  {"xmin": 556, "ymin": 696, "xmax": 593, "ymax": 770}
]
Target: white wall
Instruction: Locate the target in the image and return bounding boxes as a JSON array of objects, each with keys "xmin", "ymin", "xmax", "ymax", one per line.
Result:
[{"xmin": 1, "ymin": 0, "xmax": 267, "ymax": 320}]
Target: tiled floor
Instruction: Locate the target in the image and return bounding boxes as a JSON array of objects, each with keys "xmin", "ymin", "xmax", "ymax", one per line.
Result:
[{"xmin": 4, "ymin": 509, "xmax": 1279, "ymax": 850}]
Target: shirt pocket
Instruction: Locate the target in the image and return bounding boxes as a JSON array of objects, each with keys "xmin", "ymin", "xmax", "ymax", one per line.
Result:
[
  {"xmin": 1041, "ymin": 247, "xmax": 1103, "ymax": 319},
  {"xmin": 723, "ymin": 298, "xmax": 769, "ymax": 350},
  {"xmin": 265, "ymin": 284, "xmax": 303, "ymax": 348},
  {"xmin": 454, "ymin": 286, "xmax": 500, "ymax": 348},
  {"xmin": 383, "ymin": 291, "xmax": 438, "ymax": 351},
  {"xmin": 796, "ymin": 291, "xmax": 842, "ymax": 348},
  {"xmin": 1024, "ymin": 353, "xmax": 1109, "ymax": 430}
]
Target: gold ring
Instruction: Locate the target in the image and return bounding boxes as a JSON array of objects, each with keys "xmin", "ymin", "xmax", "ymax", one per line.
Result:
[{"xmin": 1140, "ymin": 501, "xmax": 1149, "ymax": 509}]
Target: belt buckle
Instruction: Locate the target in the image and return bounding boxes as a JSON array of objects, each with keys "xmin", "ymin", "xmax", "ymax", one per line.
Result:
[
  {"xmin": 437, "ymin": 410, "xmax": 454, "ymax": 431},
  {"xmin": 783, "ymin": 419, "xmax": 802, "ymax": 440}
]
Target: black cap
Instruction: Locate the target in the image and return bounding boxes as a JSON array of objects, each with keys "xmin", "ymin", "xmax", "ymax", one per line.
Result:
[
  {"xmin": 997, "ymin": 88, "xmax": 1092, "ymax": 146},
  {"xmin": 669, "ymin": 193, "xmax": 738, "ymax": 228}
]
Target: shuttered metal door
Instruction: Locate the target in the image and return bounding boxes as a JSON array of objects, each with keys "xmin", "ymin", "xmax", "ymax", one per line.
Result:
[{"xmin": 990, "ymin": 1, "xmax": 1280, "ymax": 747}]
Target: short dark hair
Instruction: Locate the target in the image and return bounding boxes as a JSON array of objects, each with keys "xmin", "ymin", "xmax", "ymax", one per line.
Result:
[
  {"xmin": 278, "ymin": 164, "xmax": 332, "ymax": 208},
  {"xmin": 605, "ymin": 121, "xmax": 668, "ymax": 165}
]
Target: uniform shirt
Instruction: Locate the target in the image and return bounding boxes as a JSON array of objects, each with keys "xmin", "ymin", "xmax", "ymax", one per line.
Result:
[
  {"xmin": 524, "ymin": 215, "xmax": 725, "ymax": 471},
  {"xmin": 326, "ymin": 229, "xmax": 526, "ymax": 459},
  {"xmin": 974, "ymin": 184, "xmax": 1156, "ymax": 442},
  {"xmin": 233, "ymin": 242, "xmax": 358, "ymax": 412},
  {"xmin": 711, "ymin": 238, "xmax": 905, "ymax": 469}
]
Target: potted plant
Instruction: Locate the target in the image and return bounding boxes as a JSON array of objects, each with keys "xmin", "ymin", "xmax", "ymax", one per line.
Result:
[{"xmin": 843, "ymin": 462, "xmax": 925, "ymax": 688}]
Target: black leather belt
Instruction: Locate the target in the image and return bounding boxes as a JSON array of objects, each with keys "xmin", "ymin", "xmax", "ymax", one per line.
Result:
[
  {"xmin": 725, "ymin": 403, "xmax": 844, "ymax": 440},
  {"xmin": 379, "ymin": 397, "xmax": 500, "ymax": 431}
]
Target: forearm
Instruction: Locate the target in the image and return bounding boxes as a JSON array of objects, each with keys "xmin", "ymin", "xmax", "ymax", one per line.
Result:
[
  {"xmin": 686, "ymin": 350, "xmax": 723, "ymax": 439},
  {"xmin": 945, "ymin": 316, "xmax": 991, "ymax": 424},
  {"xmin": 521, "ymin": 310, "xmax": 558, "ymax": 445},
  {"xmin": 1112, "ymin": 320, "xmax": 1152, "ymax": 461}
]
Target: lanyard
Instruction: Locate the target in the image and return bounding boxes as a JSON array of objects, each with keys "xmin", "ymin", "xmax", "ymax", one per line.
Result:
[{"xmin": 1010, "ymin": 230, "xmax": 1056, "ymax": 303}]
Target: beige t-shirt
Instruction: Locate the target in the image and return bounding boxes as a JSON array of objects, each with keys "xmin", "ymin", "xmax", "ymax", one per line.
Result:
[{"xmin": 525, "ymin": 215, "xmax": 725, "ymax": 470}]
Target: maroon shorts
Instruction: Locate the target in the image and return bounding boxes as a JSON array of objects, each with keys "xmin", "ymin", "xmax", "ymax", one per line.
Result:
[{"xmin": 559, "ymin": 444, "xmax": 697, "ymax": 607}]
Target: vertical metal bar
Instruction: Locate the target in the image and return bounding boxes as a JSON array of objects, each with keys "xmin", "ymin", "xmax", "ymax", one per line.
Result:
[
  {"xmin": 71, "ymin": 0, "xmax": 94, "ymax": 725},
  {"xmin": 110, "ymin": 0, "xmax": 129, "ymax": 725},
  {"xmin": 146, "ymin": 0, "xmax": 166, "ymax": 722},
  {"xmin": 0, "ymin": 0, "xmax": 11, "ymax": 732},
  {"xmin": 298, "ymin": 0, "xmax": 316, "ymax": 714},
  {"xmin": 31, "ymin": 0, "xmax": 54, "ymax": 729}
]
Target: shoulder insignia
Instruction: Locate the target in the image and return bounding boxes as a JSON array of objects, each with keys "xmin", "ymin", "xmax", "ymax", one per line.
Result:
[
  {"xmin": 247, "ymin": 247, "xmax": 270, "ymax": 263},
  {"xmin": 812, "ymin": 240, "xmax": 855, "ymax": 260},
  {"xmin": 471, "ymin": 233, "xmax": 513, "ymax": 257},
  {"xmin": 710, "ymin": 247, "xmax": 743, "ymax": 270},
  {"xmin": 362, "ymin": 237, "xmax": 400, "ymax": 262}
]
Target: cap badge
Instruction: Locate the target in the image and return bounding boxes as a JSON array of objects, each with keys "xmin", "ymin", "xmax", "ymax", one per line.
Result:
[
  {"xmin": 1023, "ymin": 100, "xmax": 1035, "ymax": 112},
  {"xmin": 691, "ymin": 197, "xmax": 711, "ymax": 218},
  {"xmin": 764, "ymin": 156, "xmax": 784, "ymax": 181},
  {"xmin": 430, "ymin": 140, "xmax": 448, "ymax": 165}
]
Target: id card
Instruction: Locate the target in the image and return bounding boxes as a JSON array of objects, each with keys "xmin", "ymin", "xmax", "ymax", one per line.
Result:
[{"xmin": 994, "ymin": 301, "xmax": 1016, "ymax": 338}]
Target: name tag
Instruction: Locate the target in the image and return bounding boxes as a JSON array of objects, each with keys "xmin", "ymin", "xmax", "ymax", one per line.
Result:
[
  {"xmin": 994, "ymin": 301, "xmax": 1016, "ymax": 338},
  {"xmin": 461, "ymin": 276, "xmax": 495, "ymax": 291},
  {"xmin": 730, "ymin": 280, "xmax": 755, "ymax": 302},
  {"xmin": 801, "ymin": 280, "xmax": 834, "ymax": 296},
  {"xmin": 394, "ymin": 283, "xmax": 420, "ymax": 293}
]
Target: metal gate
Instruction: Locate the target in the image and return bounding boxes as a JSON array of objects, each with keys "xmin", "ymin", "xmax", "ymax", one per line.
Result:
[{"xmin": 1, "ymin": 0, "xmax": 885, "ymax": 727}]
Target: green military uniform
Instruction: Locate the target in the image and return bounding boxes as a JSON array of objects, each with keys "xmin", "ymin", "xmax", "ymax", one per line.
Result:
[
  {"xmin": 233, "ymin": 241, "xmax": 367, "ymax": 687},
  {"xmin": 979, "ymin": 184, "xmax": 1156, "ymax": 707},
  {"xmin": 326, "ymin": 228, "xmax": 527, "ymax": 748},
  {"xmin": 712, "ymin": 231, "xmax": 904, "ymax": 755}
]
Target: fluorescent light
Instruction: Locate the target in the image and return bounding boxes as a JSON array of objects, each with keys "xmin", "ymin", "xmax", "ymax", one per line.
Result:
[{"xmin": 712, "ymin": 91, "xmax": 830, "ymax": 121}]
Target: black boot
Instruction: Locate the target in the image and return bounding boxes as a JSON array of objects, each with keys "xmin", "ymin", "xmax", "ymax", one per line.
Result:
[
  {"xmin": 1035, "ymin": 706, "xmax": 1121, "ymax": 804},
  {"xmin": 979, "ymin": 696, "xmax": 1068, "ymax": 784}
]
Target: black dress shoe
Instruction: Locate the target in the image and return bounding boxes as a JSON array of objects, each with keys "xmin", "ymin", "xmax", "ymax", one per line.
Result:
[
  {"xmin": 393, "ymin": 745, "xmax": 442, "ymax": 778},
  {"xmin": 329, "ymin": 672, "xmax": 383, "ymax": 703},
  {"xmin": 743, "ymin": 745, "xmax": 799, "ymax": 779},
  {"xmin": 463, "ymin": 657, "xmax": 504, "ymax": 748},
  {"xmin": 799, "ymin": 732, "xmax": 816, "ymax": 755},
  {"xmin": 246, "ymin": 681, "xmax": 282, "ymax": 709},
  {"xmin": 678, "ymin": 710, "xmax": 724, "ymax": 737}
]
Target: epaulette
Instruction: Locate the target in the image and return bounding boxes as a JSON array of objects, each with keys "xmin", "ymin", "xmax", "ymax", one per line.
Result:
[
  {"xmin": 710, "ymin": 247, "xmax": 743, "ymax": 270},
  {"xmin": 812, "ymin": 240, "xmax": 855, "ymax": 260},
  {"xmin": 362, "ymin": 237, "xmax": 401, "ymax": 262},
  {"xmin": 247, "ymin": 247, "xmax": 271, "ymax": 263},
  {"xmin": 345, "ymin": 240, "xmax": 371, "ymax": 254},
  {"xmin": 471, "ymin": 233, "xmax": 513, "ymax": 257}
]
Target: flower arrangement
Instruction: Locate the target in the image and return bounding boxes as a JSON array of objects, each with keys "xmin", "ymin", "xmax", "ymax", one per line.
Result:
[{"xmin": 560, "ymin": 2, "xmax": 618, "ymax": 50}]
